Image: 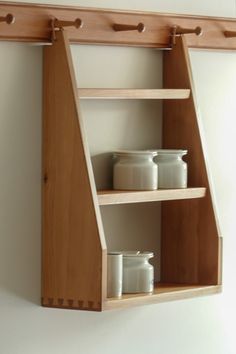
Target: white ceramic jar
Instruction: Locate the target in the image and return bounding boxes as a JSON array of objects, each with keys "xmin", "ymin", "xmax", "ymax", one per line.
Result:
[
  {"xmin": 113, "ymin": 150, "xmax": 158, "ymax": 190},
  {"xmin": 122, "ymin": 252, "xmax": 154, "ymax": 293},
  {"xmin": 155, "ymin": 149, "xmax": 187, "ymax": 189},
  {"xmin": 107, "ymin": 252, "xmax": 123, "ymax": 298}
]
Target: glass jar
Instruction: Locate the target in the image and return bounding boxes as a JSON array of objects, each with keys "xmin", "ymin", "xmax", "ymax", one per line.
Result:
[
  {"xmin": 113, "ymin": 150, "xmax": 158, "ymax": 190},
  {"xmin": 155, "ymin": 149, "xmax": 187, "ymax": 189},
  {"xmin": 122, "ymin": 252, "xmax": 154, "ymax": 293}
]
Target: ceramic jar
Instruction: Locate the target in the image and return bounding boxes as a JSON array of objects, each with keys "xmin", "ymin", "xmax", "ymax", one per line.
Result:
[
  {"xmin": 113, "ymin": 150, "xmax": 158, "ymax": 190},
  {"xmin": 107, "ymin": 252, "xmax": 123, "ymax": 298},
  {"xmin": 122, "ymin": 252, "xmax": 154, "ymax": 293},
  {"xmin": 155, "ymin": 149, "xmax": 187, "ymax": 188}
]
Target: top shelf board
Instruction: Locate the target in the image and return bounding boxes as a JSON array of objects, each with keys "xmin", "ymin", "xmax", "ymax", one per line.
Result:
[
  {"xmin": 78, "ymin": 88, "xmax": 190, "ymax": 100},
  {"xmin": 1, "ymin": 1, "xmax": 236, "ymax": 50}
]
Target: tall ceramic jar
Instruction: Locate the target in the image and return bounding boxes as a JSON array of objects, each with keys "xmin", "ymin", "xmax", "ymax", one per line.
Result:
[
  {"xmin": 113, "ymin": 150, "xmax": 158, "ymax": 190},
  {"xmin": 155, "ymin": 149, "xmax": 187, "ymax": 189},
  {"xmin": 122, "ymin": 252, "xmax": 154, "ymax": 293}
]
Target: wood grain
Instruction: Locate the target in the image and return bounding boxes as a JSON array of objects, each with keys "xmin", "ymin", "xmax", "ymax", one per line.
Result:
[
  {"xmin": 105, "ymin": 283, "xmax": 222, "ymax": 310},
  {"xmin": 162, "ymin": 36, "xmax": 222, "ymax": 285},
  {"xmin": 78, "ymin": 88, "xmax": 190, "ymax": 100},
  {"xmin": 42, "ymin": 29, "xmax": 106, "ymax": 311},
  {"xmin": 0, "ymin": 1, "xmax": 235, "ymax": 49},
  {"xmin": 97, "ymin": 188, "xmax": 206, "ymax": 205}
]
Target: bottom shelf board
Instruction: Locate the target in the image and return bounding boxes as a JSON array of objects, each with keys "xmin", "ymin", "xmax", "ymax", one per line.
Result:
[{"xmin": 104, "ymin": 283, "xmax": 222, "ymax": 310}]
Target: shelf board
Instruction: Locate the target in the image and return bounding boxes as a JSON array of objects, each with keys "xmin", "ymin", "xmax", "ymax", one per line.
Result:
[
  {"xmin": 97, "ymin": 187, "xmax": 206, "ymax": 205},
  {"xmin": 78, "ymin": 88, "xmax": 190, "ymax": 100},
  {"xmin": 104, "ymin": 283, "xmax": 222, "ymax": 310}
]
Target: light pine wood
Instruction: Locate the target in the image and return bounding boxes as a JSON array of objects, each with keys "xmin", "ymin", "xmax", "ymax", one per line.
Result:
[
  {"xmin": 42, "ymin": 29, "xmax": 106, "ymax": 311},
  {"xmin": 105, "ymin": 283, "xmax": 222, "ymax": 310},
  {"xmin": 78, "ymin": 88, "xmax": 190, "ymax": 100},
  {"xmin": 97, "ymin": 188, "xmax": 206, "ymax": 206},
  {"xmin": 162, "ymin": 36, "xmax": 222, "ymax": 285},
  {"xmin": 0, "ymin": 1, "xmax": 235, "ymax": 50}
]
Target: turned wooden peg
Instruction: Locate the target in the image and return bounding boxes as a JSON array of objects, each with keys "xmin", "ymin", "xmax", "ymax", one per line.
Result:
[
  {"xmin": 0, "ymin": 13, "xmax": 15, "ymax": 24},
  {"xmin": 173, "ymin": 25, "xmax": 203, "ymax": 36},
  {"xmin": 224, "ymin": 30, "xmax": 236, "ymax": 38},
  {"xmin": 54, "ymin": 18, "xmax": 83, "ymax": 29},
  {"xmin": 113, "ymin": 22, "xmax": 145, "ymax": 33}
]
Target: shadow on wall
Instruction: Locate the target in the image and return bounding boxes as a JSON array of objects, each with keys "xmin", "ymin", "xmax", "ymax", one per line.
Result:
[
  {"xmin": 0, "ymin": 43, "xmax": 42, "ymax": 305},
  {"xmin": 91, "ymin": 153, "xmax": 114, "ymax": 190}
]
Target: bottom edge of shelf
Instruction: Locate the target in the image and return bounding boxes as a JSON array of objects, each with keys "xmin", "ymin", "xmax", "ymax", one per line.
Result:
[{"xmin": 104, "ymin": 283, "xmax": 222, "ymax": 310}]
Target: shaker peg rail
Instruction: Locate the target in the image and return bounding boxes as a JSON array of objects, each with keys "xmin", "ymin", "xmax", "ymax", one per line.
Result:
[
  {"xmin": 0, "ymin": 13, "xmax": 15, "ymax": 24},
  {"xmin": 113, "ymin": 22, "xmax": 145, "ymax": 32},
  {"xmin": 1, "ymin": 2, "xmax": 236, "ymax": 49},
  {"xmin": 224, "ymin": 30, "xmax": 236, "ymax": 38}
]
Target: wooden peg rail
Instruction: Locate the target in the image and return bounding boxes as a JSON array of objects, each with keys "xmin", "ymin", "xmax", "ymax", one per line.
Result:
[{"xmin": 0, "ymin": 1, "xmax": 236, "ymax": 49}]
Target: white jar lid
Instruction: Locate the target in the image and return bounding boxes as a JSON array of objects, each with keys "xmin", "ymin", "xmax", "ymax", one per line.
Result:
[
  {"xmin": 156, "ymin": 149, "xmax": 187, "ymax": 155},
  {"xmin": 113, "ymin": 150, "xmax": 157, "ymax": 157},
  {"xmin": 122, "ymin": 251, "xmax": 154, "ymax": 258}
]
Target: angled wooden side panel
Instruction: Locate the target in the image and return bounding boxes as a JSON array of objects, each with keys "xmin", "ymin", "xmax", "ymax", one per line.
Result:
[
  {"xmin": 42, "ymin": 30, "xmax": 106, "ymax": 311},
  {"xmin": 162, "ymin": 36, "xmax": 222, "ymax": 285}
]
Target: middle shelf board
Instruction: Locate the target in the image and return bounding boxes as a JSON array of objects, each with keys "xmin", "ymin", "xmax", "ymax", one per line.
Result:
[
  {"xmin": 78, "ymin": 88, "xmax": 191, "ymax": 100},
  {"xmin": 97, "ymin": 187, "xmax": 206, "ymax": 205}
]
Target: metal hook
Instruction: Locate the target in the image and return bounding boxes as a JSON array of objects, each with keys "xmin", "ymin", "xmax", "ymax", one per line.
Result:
[
  {"xmin": 171, "ymin": 25, "xmax": 202, "ymax": 45},
  {"xmin": 113, "ymin": 22, "xmax": 145, "ymax": 33},
  {"xmin": 0, "ymin": 13, "xmax": 15, "ymax": 25}
]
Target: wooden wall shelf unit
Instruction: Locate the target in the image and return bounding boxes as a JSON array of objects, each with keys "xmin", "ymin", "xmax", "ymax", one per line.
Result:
[{"xmin": 0, "ymin": 1, "xmax": 223, "ymax": 311}]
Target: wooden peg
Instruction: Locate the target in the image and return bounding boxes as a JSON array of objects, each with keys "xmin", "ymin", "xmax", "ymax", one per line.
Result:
[
  {"xmin": 224, "ymin": 30, "xmax": 236, "ymax": 38},
  {"xmin": 51, "ymin": 17, "xmax": 83, "ymax": 42},
  {"xmin": 113, "ymin": 22, "xmax": 145, "ymax": 33},
  {"xmin": 0, "ymin": 13, "xmax": 15, "ymax": 24},
  {"xmin": 171, "ymin": 25, "xmax": 202, "ymax": 45},
  {"xmin": 173, "ymin": 26, "xmax": 202, "ymax": 36},
  {"xmin": 54, "ymin": 18, "xmax": 83, "ymax": 29}
]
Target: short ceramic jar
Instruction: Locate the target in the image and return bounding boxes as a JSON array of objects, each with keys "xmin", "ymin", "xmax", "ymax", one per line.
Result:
[
  {"xmin": 122, "ymin": 252, "xmax": 154, "ymax": 293},
  {"xmin": 113, "ymin": 150, "xmax": 158, "ymax": 190},
  {"xmin": 107, "ymin": 252, "xmax": 123, "ymax": 298},
  {"xmin": 155, "ymin": 149, "xmax": 187, "ymax": 189}
]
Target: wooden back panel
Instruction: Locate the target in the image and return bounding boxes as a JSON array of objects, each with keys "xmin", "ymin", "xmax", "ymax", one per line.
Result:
[
  {"xmin": 162, "ymin": 36, "xmax": 222, "ymax": 285},
  {"xmin": 42, "ymin": 30, "xmax": 106, "ymax": 311}
]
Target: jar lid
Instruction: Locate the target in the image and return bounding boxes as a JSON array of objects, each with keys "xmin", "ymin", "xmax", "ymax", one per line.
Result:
[
  {"xmin": 122, "ymin": 251, "xmax": 154, "ymax": 258},
  {"xmin": 153, "ymin": 149, "xmax": 187, "ymax": 155},
  {"xmin": 113, "ymin": 150, "xmax": 157, "ymax": 157}
]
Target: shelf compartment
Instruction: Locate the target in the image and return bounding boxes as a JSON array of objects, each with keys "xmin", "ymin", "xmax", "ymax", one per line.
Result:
[
  {"xmin": 97, "ymin": 187, "xmax": 206, "ymax": 205},
  {"xmin": 104, "ymin": 283, "xmax": 222, "ymax": 310},
  {"xmin": 78, "ymin": 88, "xmax": 190, "ymax": 100}
]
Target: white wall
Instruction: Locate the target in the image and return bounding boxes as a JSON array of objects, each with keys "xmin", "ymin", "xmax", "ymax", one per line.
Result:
[{"xmin": 0, "ymin": 1, "xmax": 236, "ymax": 354}]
